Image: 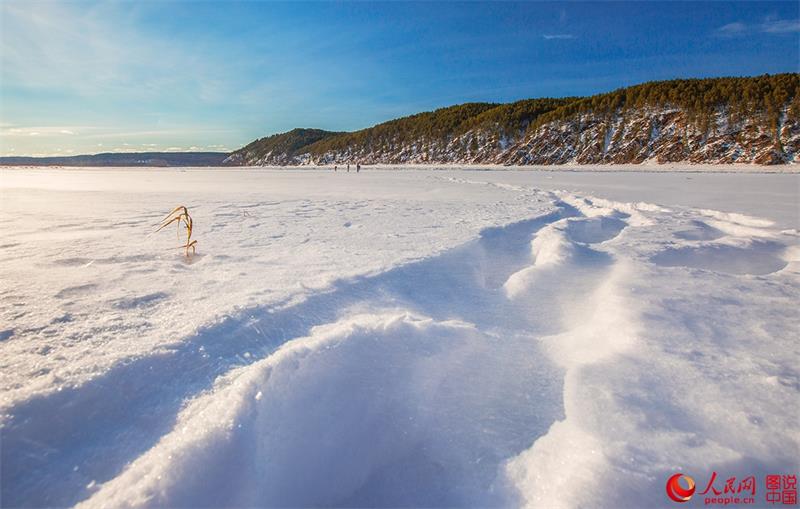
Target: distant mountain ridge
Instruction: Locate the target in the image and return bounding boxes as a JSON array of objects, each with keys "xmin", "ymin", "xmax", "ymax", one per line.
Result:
[
  {"xmin": 229, "ymin": 73, "xmax": 800, "ymax": 166},
  {"xmin": 0, "ymin": 152, "xmax": 230, "ymax": 167}
]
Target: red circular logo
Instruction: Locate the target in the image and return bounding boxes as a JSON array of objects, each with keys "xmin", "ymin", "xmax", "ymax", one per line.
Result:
[{"xmin": 666, "ymin": 473, "xmax": 696, "ymax": 503}]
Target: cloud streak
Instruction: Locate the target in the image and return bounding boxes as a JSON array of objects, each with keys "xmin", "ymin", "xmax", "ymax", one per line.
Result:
[
  {"xmin": 761, "ymin": 19, "xmax": 800, "ymax": 33},
  {"xmin": 1, "ymin": 125, "xmax": 87, "ymax": 137},
  {"xmin": 716, "ymin": 22, "xmax": 747, "ymax": 36},
  {"xmin": 715, "ymin": 18, "xmax": 799, "ymax": 36},
  {"xmin": 543, "ymin": 34, "xmax": 575, "ymax": 40}
]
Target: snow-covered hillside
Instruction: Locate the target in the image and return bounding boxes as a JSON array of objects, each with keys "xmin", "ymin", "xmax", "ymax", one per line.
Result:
[
  {"xmin": 231, "ymin": 107, "xmax": 800, "ymax": 167},
  {"xmin": 500, "ymin": 107, "xmax": 800, "ymax": 165},
  {"xmin": 1, "ymin": 167, "xmax": 798, "ymax": 508}
]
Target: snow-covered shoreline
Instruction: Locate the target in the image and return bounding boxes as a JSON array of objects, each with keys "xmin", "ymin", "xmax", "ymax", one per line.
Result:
[
  {"xmin": 2, "ymin": 162, "xmax": 799, "ymax": 173},
  {"xmin": 1, "ymin": 168, "xmax": 798, "ymax": 507},
  {"xmin": 266, "ymin": 163, "xmax": 800, "ymax": 173}
]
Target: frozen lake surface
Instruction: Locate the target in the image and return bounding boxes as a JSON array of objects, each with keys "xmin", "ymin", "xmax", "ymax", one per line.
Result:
[{"xmin": 1, "ymin": 167, "xmax": 798, "ymax": 508}]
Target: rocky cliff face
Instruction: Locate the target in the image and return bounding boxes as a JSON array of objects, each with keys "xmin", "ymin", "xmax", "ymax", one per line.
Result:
[
  {"xmin": 498, "ymin": 108, "xmax": 799, "ymax": 166},
  {"xmin": 230, "ymin": 106, "xmax": 798, "ymax": 166}
]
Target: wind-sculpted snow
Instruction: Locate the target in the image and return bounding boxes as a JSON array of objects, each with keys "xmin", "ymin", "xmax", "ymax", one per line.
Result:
[
  {"xmin": 73, "ymin": 312, "xmax": 560, "ymax": 508},
  {"xmin": 651, "ymin": 240, "xmax": 788, "ymax": 275},
  {"xmin": 504, "ymin": 197, "xmax": 799, "ymax": 508},
  {"xmin": 1, "ymin": 168, "xmax": 798, "ymax": 508}
]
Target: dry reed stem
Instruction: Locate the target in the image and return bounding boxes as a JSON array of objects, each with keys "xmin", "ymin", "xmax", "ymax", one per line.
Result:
[{"xmin": 156, "ymin": 205, "xmax": 197, "ymax": 257}]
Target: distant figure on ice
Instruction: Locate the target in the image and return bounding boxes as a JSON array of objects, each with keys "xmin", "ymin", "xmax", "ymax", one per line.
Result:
[
  {"xmin": 356, "ymin": 163, "xmax": 361, "ymax": 173},
  {"xmin": 347, "ymin": 164, "xmax": 350, "ymax": 172},
  {"xmin": 334, "ymin": 165, "xmax": 338, "ymax": 172}
]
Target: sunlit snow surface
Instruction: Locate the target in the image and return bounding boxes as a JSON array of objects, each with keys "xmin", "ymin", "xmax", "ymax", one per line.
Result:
[{"xmin": 1, "ymin": 167, "xmax": 798, "ymax": 508}]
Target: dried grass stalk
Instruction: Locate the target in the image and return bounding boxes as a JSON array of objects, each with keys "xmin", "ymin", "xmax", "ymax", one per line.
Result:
[{"xmin": 156, "ymin": 205, "xmax": 197, "ymax": 257}]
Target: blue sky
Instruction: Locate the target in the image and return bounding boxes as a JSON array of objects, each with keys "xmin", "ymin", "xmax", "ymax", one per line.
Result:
[{"xmin": 1, "ymin": 1, "xmax": 798, "ymax": 156}]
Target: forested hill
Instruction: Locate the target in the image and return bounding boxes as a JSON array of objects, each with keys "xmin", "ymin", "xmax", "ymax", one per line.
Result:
[
  {"xmin": 228, "ymin": 73, "xmax": 800, "ymax": 166},
  {"xmin": 224, "ymin": 128, "xmax": 343, "ymax": 166}
]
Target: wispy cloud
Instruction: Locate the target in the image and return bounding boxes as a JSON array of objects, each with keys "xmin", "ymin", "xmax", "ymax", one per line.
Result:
[
  {"xmin": 716, "ymin": 22, "xmax": 747, "ymax": 36},
  {"xmin": 715, "ymin": 18, "xmax": 799, "ymax": 36},
  {"xmin": 1, "ymin": 125, "xmax": 86, "ymax": 136},
  {"xmin": 543, "ymin": 34, "xmax": 575, "ymax": 40},
  {"xmin": 84, "ymin": 130, "xmax": 235, "ymax": 142},
  {"xmin": 761, "ymin": 19, "xmax": 800, "ymax": 33}
]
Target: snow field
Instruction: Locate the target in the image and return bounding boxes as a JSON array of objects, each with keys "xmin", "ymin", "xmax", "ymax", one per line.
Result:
[{"xmin": 1, "ymin": 168, "xmax": 798, "ymax": 508}]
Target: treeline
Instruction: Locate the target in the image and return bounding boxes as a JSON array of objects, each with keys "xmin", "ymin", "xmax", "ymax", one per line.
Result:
[
  {"xmin": 235, "ymin": 128, "xmax": 342, "ymax": 163},
  {"xmin": 529, "ymin": 73, "xmax": 800, "ymax": 134},
  {"xmin": 307, "ymin": 102, "xmax": 500, "ymax": 154},
  {"xmin": 458, "ymin": 98, "xmax": 577, "ymax": 136}
]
